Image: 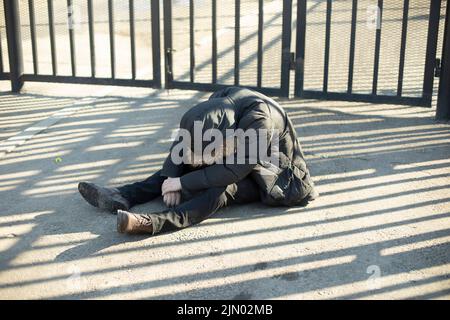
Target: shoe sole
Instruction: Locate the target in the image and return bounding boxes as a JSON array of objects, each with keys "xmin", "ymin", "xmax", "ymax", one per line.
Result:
[
  {"xmin": 117, "ymin": 210, "xmax": 129, "ymax": 233},
  {"xmin": 78, "ymin": 182, "xmax": 128, "ymax": 214}
]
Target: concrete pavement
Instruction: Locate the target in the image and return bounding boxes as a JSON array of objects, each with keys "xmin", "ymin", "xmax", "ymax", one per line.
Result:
[{"xmin": 0, "ymin": 81, "xmax": 449, "ymax": 299}]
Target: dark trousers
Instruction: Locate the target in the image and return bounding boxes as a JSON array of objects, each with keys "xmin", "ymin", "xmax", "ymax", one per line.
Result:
[{"xmin": 117, "ymin": 170, "xmax": 260, "ymax": 235}]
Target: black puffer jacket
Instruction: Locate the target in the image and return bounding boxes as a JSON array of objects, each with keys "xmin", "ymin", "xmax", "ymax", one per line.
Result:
[{"xmin": 161, "ymin": 87, "xmax": 316, "ymax": 207}]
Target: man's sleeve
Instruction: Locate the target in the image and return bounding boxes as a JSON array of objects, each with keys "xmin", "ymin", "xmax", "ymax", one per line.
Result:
[
  {"xmin": 160, "ymin": 140, "xmax": 185, "ymax": 178},
  {"xmin": 180, "ymin": 161, "xmax": 255, "ymax": 191},
  {"xmin": 180, "ymin": 102, "xmax": 273, "ymax": 192}
]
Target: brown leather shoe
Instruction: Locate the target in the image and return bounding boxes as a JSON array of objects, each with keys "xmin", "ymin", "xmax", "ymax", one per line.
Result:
[
  {"xmin": 117, "ymin": 210, "xmax": 154, "ymax": 235},
  {"xmin": 78, "ymin": 182, "xmax": 130, "ymax": 213}
]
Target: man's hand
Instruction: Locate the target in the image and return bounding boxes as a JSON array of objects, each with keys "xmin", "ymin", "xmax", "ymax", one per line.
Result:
[
  {"xmin": 162, "ymin": 177, "xmax": 182, "ymax": 195},
  {"xmin": 163, "ymin": 191, "xmax": 181, "ymax": 208}
]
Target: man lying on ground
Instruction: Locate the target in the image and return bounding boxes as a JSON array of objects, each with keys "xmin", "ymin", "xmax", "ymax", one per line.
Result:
[{"xmin": 78, "ymin": 87, "xmax": 318, "ymax": 236}]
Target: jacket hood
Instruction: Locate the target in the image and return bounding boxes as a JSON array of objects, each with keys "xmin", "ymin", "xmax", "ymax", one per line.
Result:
[{"xmin": 179, "ymin": 97, "xmax": 237, "ymax": 151}]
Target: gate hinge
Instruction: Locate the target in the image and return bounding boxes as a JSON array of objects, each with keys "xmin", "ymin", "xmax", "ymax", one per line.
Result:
[
  {"xmin": 289, "ymin": 52, "xmax": 296, "ymax": 70},
  {"xmin": 435, "ymin": 58, "xmax": 442, "ymax": 78}
]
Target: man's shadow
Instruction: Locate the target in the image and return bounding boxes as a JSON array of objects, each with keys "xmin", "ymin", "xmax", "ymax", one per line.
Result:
[
  {"xmin": 55, "ymin": 194, "xmax": 293, "ymax": 263},
  {"xmin": 55, "ymin": 192, "xmax": 172, "ymax": 262},
  {"xmin": 54, "ymin": 198, "xmax": 156, "ymax": 262}
]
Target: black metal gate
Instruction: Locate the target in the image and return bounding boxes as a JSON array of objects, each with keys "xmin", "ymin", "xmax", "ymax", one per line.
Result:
[
  {"xmin": 0, "ymin": 2, "xmax": 9, "ymax": 82},
  {"xmin": 1, "ymin": 0, "xmax": 447, "ymax": 109},
  {"xmin": 163, "ymin": 0, "xmax": 293, "ymax": 97},
  {"xmin": 294, "ymin": 0, "xmax": 443, "ymax": 107},
  {"xmin": 1, "ymin": 0, "xmax": 161, "ymax": 92}
]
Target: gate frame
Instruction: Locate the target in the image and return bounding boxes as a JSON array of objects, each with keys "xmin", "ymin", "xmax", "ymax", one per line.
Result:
[
  {"xmin": 294, "ymin": 0, "xmax": 442, "ymax": 107},
  {"xmin": 2, "ymin": 0, "xmax": 162, "ymax": 92},
  {"xmin": 163, "ymin": 0, "xmax": 293, "ymax": 97},
  {"xmin": 3, "ymin": 0, "xmax": 24, "ymax": 92},
  {"xmin": 436, "ymin": 0, "xmax": 450, "ymax": 120}
]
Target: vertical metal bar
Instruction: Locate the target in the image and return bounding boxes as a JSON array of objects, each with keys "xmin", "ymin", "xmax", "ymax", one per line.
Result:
[
  {"xmin": 87, "ymin": 0, "xmax": 95, "ymax": 77},
  {"xmin": 28, "ymin": 0, "xmax": 38, "ymax": 74},
  {"xmin": 212, "ymin": 0, "xmax": 217, "ymax": 84},
  {"xmin": 323, "ymin": 0, "xmax": 332, "ymax": 93},
  {"xmin": 294, "ymin": 0, "xmax": 307, "ymax": 97},
  {"xmin": 67, "ymin": 0, "xmax": 76, "ymax": 77},
  {"xmin": 47, "ymin": 0, "xmax": 57, "ymax": 76},
  {"xmin": 4, "ymin": 0, "xmax": 24, "ymax": 91},
  {"xmin": 163, "ymin": 0, "xmax": 173, "ymax": 88},
  {"xmin": 129, "ymin": 0, "xmax": 136, "ymax": 79},
  {"xmin": 151, "ymin": 0, "xmax": 161, "ymax": 87},
  {"xmin": 257, "ymin": 0, "xmax": 263, "ymax": 88},
  {"xmin": 372, "ymin": 0, "xmax": 383, "ymax": 95},
  {"xmin": 436, "ymin": 0, "xmax": 450, "ymax": 120},
  {"xmin": 422, "ymin": 0, "xmax": 442, "ymax": 105},
  {"xmin": 347, "ymin": 0, "xmax": 357, "ymax": 94},
  {"xmin": 0, "ymin": 28, "xmax": 3, "ymax": 74},
  {"xmin": 397, "ymin": 0, "xmax": 409, "ymax": 97},
  {"xmin": 108, "ymin": 0, "xmax": 115, "ymax": 79},
  {"xmin": 234, "ymin": 0, "xmax": 240, "ymax": 86},
  {"xmin": 280, "ymin": 0, "xmax": 292, "ymax": 97},
  {"xmin": 189, "ymin": 0, "xmax": 195, "ymax": 82}
]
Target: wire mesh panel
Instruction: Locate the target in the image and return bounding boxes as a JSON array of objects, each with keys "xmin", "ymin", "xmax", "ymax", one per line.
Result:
[
  {"xmin": 192, "ymin": 0, "xmax": 212, "ymax": 83},
  {"xmin": 261, "ymin": 0, "xmax": 284, "ymax": 88},
  {"xmin": 71, "ymin": 0, "xmax": 91, "ymax": 77},
  {"xmin": 0, "ymin": 0, "xmax": 9, "ymax": 75},
  {"xmin": 216, "ymin": 0, "xmax": 236, "ymax": 86},
  {"xmin": 352, "ymin": 0, "xmax": 377, "ymax": 95},
  {"xmin": 402, "ymin": 0, "xmax": 431, "ymax": 98},
  {"xmin": 376, "ymin": 0, "xmax": 404, "ymax": 96},
  {"xmin": 239, "ymin": 0, "xmax": 259, "ymax": 87},
  {"xmin": 8, "ymin": 0, "xmax": 160, "ymax": 87},
  {"xmin": 328, "ymin": 0, "xmax": 352, "ymax": 93},
  {"xmin": 302, "ymin": 0, "xmax": 326, "ymax": 92},
  {"xmin": 164, "ymin": 0, "xmax": 293, "ymax": 97},
  {"xmin": 295, "ymin": 0, "xmax": 444, "ymax": 106},
  {"xmin": 134, "ymin": 0, "xmax": 154, "ymax": 80}
]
